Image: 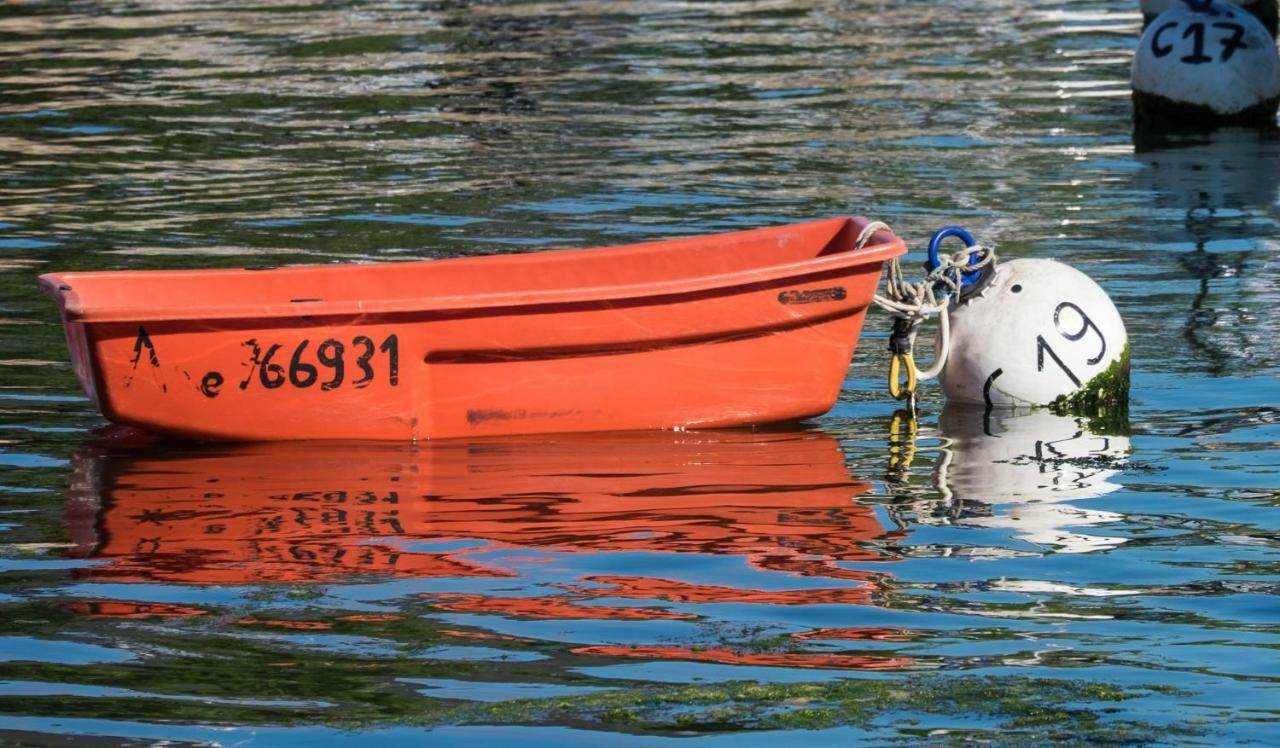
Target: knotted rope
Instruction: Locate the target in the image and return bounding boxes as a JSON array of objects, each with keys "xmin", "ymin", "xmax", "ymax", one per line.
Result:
[{"xmin": 856, "ymin": 221, "xmax": 998, "ymax": 407}]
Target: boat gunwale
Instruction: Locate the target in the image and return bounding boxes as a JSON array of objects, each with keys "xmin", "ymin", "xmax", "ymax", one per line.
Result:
[{"xmin": 38, "ymin": 218, "xmax": 905, "ymax": 325}]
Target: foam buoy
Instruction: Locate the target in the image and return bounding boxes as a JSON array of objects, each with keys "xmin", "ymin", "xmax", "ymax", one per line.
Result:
[
  {"xmin": 871, "ymin": 224, "xmax": 1129, "ymax": 417},
  {"xmin": 1132, "ymin": 0, "xmax": 1280, "ymax": 130},
  {"xmin": 1140, "ymin": 0, "xmax": 1278, "ymax": 38},
  {"xmin": 938, "ymin": 259, "xmax": 1129, "ymax": 411}
]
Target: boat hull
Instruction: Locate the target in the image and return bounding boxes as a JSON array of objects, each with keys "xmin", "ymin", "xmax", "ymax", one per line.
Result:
[{"xmin": 40, "ymin": 217, "xmax": 904, "ymax": 440}]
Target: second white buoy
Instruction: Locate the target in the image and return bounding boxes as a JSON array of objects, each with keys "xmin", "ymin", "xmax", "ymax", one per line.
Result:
[{"xmin": 1133, "ymin": 0, "xmax": 1280, "ymax": 131}]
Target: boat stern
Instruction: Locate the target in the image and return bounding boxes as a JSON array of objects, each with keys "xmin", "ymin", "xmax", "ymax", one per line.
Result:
[{"xmin": 38, "ymin": 273, "xmax": 101, "ymax": 407}]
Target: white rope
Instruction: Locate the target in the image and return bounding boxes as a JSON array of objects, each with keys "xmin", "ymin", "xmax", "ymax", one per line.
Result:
[{"xmin": 857, "ymin": 221, "xmax": 997, "ymax": 382}]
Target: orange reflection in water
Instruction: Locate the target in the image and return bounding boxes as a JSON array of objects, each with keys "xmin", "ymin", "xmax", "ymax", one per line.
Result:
[
  {"xmin": 439, "ymin": 629, "xmax": 531, "ymax": 642},
  {"xmin": 60, "ymin": 600, "xmax": 208, "ymax": 619},
  {"xmin": 570, "ymin": 645, "xmax": 914, "ymax": 671},
  {"xmin": 65, "ymin": 429, "xmax": 891, "ymax": 586},
  {"xmin": 338, "ymin": 614, "xmax": 402, "ymax": 623},
  {"xmin": 425, "ymin": 592, "xmax": 696, "ymax": 621},
  {"xmin": 565, "ymin": 575, "xmax": 878, "ymax": 606},
  {"xmin": 789, "ymin": 627, "xmax": 914, "ymax": 642}
]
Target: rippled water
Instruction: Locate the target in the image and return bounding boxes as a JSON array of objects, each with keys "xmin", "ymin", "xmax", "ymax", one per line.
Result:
[{"xmin": 1, "ymin": 0, "xmax": 1278, "ymax": 744}]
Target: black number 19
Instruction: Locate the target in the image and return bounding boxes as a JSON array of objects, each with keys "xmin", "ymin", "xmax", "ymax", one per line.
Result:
[{"xmin": 1037, "ymin": 302, "xmax": 1107, "ymax": 386}]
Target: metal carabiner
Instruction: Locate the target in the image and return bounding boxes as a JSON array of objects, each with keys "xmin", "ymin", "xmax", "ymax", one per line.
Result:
[{"xmin": 927, "ymin": 225, "xmax": 985, "ymax": 293}]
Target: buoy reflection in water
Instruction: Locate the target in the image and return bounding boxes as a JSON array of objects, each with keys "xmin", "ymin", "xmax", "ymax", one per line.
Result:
[
  {"xmin": 1132, "ymin": 128, "xmax": 1280, "ymax": 374},
  {"xmin": 892, "ymin": 406, "xmax": 1131, "ymax": 555}
]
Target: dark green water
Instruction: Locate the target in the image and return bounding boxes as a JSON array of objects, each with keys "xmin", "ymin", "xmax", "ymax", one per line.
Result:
[{"xmin": 1, "ymin": 0, "xmax": 1278, "ymax": 744}]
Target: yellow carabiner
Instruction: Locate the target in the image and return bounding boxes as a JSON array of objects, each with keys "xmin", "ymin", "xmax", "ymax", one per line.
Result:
[{"xmin": 887, "ymin": 352, "xmax": 918, "ymax": 401}]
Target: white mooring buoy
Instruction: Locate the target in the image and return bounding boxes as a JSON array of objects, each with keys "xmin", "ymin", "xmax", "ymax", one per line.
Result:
[
  {"xmin": 939, "ymin": 259, "xmax": 1129, "ymax": 410},
  {"xmin": 1132, "ymin": 0, "xmax": 1280, "ymax": 130},
  {"xmin": 871, "ymin": 225, "xmax": 1129, "ymax": 414}
]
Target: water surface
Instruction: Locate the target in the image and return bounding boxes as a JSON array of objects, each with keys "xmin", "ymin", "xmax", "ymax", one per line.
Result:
[{"xmin": 0, "ymin": 0, "xmax": 1278, "ymax": 744}]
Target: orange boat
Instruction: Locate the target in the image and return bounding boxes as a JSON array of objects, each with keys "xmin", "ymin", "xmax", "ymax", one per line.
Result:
[
  {"xmin": 39, "ymin": 217, "xmax": 904, "ymax": 440},
  {"xmin": 65, "ymin": 428, "xmax": 894, "ymax": 586}
]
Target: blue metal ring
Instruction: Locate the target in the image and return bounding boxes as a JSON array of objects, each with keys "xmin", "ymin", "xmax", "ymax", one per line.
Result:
[{"xmin": 927, "ymin": 226, "xmax": 984, "ymax": 290}]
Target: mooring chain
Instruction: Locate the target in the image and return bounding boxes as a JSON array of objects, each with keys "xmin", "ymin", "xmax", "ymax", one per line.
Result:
[{"xmin": 856, "ymin": 221, "xmax": 998, "ymax": 410}]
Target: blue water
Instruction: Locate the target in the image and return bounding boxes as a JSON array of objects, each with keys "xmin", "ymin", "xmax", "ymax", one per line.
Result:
[{"xmin": 0, "ymin": 0, "xmax": 1277, "ymax": 744}]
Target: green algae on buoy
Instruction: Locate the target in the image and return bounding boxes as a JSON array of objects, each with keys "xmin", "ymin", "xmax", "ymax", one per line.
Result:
[{"xmin": 1050, "ymin": 343, "xmax": 1131, "ymax": 433}]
